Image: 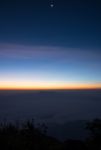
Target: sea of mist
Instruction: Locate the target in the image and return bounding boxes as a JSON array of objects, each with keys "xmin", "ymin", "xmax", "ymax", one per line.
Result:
[{"xmin": 0, "ymin": 89, "xmax": 101, "ymax": 140}]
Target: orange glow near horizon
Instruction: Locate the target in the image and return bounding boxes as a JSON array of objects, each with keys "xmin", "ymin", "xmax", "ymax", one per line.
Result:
[{"xmin": 0, "ymin": 81, "xmax": 101, "ymax": 90}]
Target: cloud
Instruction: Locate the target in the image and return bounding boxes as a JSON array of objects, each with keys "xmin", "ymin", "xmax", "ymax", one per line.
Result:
[{"xmin": 0, "ymin": 43, "xmax": 101, "ymax": 63}]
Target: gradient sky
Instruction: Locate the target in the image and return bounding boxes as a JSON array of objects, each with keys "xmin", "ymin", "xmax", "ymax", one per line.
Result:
[{"xmin": 0, "ymin": 0, "xmax": 101, "ymax": 89}]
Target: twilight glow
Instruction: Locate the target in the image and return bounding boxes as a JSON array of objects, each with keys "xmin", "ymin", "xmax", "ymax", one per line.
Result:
[
  {"xmin": 0, "ymin": 0, "xmax": 101, "ymax": 90},
  {"xmin": 0, "ymin": 44, "xmax": 101, "ymax": 90}
]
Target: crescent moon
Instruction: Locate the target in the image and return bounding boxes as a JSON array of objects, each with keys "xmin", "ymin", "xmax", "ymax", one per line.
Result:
[{"xmin": 50, "ymin": 3, "xmax": 54, "ymax": 8}]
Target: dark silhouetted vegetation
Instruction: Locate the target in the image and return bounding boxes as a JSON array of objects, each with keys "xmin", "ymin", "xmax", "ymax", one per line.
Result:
[
  {"xmin": 85, "ymin": 119, "xmax": 101, "ymax": 150},
  {"xmin": 0, "ymin": 119, "xmax": 101, "ymax": 150}
]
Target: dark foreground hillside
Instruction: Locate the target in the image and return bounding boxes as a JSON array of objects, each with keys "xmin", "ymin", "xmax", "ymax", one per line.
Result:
[{"xmin": 0, "ymin": 119, "xmax": 101, "ymax": 150}]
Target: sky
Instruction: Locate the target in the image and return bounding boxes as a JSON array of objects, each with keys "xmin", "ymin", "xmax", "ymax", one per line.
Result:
[{"xmin": 0, "ymin": 0, "xmax": 101, "ymax": 89}]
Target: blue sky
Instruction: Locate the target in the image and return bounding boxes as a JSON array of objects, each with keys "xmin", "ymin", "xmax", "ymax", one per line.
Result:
[
  {"xmin": 0, "ymin": 0, "xmax": 101, "ymax": 88},
  {"xmin": 0, "ymin": 45, "xmax": 101, "ymax": 87}
]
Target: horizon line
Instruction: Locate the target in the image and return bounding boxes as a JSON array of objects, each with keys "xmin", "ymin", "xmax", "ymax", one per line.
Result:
[
  {"xmin": 0, "ymin": 82, "xmax": 101, "ymax": 90},
  {"xmin": 0, "ymin": 87, "xmax": 101, "ymax": 91}
]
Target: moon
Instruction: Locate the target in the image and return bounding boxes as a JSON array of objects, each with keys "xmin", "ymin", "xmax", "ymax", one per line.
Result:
[{"xmin": 50, "ymin": 4, "xmax": 54, "ymax": 8}]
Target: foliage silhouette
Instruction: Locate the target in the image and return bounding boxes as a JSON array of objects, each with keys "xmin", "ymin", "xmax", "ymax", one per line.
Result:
[
  {"xmin": 0, "ymin": 119, "xmax": 101, "ymax": 149},
  {"xmin": 86, "ymin": 119, "xmax": 101, "ymax": 150}
]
